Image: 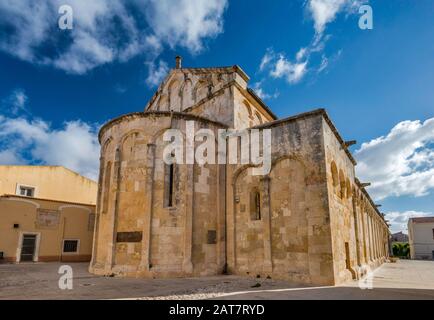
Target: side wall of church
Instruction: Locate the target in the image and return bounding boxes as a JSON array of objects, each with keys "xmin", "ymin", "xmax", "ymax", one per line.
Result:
[
  {"xmin": 323, "ymin": 119, "xmax": 389, "ymax": 285},
  {"xmin": 226, "ymin": 114, "xmax": 336, "ymax": 285}
]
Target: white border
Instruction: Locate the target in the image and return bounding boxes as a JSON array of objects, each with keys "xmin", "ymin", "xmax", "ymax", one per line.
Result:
[{"xmin": 15, "ymin": 183, "xmax": 38, "ymax": 197}]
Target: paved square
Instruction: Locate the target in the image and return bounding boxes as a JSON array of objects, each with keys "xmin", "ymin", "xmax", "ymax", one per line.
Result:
[{"xmin": 0, "ymin": 260, "xmax": 433, "ymax": 300}]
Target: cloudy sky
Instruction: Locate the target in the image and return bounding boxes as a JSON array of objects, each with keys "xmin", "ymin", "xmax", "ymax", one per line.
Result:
[{"xmin": 0, "ymin": 0, "xmax": 433, "ymax": 233}]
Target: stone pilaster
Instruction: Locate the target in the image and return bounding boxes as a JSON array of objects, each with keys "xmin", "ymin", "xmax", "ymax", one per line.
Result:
[
  {"xmin": 139, "ymin": 143, "xmax": 156, "ymax": 272},
  {"xmin": 260, "ymin": 176, "xmax": 273, "ymax": 273}
]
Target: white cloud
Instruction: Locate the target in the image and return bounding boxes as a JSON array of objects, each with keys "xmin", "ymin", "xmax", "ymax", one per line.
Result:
[
  {"xmin": 355, "ymin": 117, "xmax": 434, "ymax": 200},
  {"xmin": 259, "ymin": 49, "xmax": 274, "ymax": 72},
  {"xmin": 260, "ymin": 50, "xmax": 308, "ymax": 84},
  {"xmin": 2, "ymin": 89, "xmax": 28, "ymax": 115},
  {"xmin": 145, "ymin": 60, "xmax": 170, "ymax": 88},
  {"xmin": 143, "ymin": 0, "xmax": 228, "ymax": 54},
  {"xmin": 0, "ymin": 115, "xmax": 100, "ymax": 180},
  {"xmin": 270, "ymin": 55, "xmax": 308, "ymax": 84},
  {"xmin": 385, "ymin": 211, "xmax": 433, "ymax": 233},
  {"xmin": 317, "ymin": 55, "xmax": 329, "ymax": 73},
  {"xmin": 0, "ymin": 0, "xmax": 228, "ymax": 74},
  {"xmin": 258, "ymin": 1, "xmax": 362, "ymax": 83},
  {"xmin": 307, "ymin": 0, "xmax": 364, "ymax": 35},
  {"xmin": 251, "ymin": 82, "xmax": 279, "ymax": 100}
]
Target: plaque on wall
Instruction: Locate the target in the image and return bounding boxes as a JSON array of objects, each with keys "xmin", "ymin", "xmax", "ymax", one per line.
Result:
[
  {"xmin": 116, "ymin": 231, "xmax": 143, "ymax": 243},
  {"xmin": 36, "ymin": 209, "xmax": 60, "ymax": 229}
]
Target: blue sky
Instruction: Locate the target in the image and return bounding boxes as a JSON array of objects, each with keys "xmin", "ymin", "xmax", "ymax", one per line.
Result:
[{"xmin": 0, "ymin": 0, "xmax": 433, "ymax": 232}]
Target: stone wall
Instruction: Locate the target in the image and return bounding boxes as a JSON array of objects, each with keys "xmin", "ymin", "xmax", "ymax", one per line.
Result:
[
  {"xmin": 323, "ymin": 116, "xmax": 389, "ymax": 284},
  {"xmin": 90, "ymin": 112, "xmax": 227, "ymax": 277},
  {"xmin": 226, "ymin": 113, "xmax": 335, "ymax": 285}
]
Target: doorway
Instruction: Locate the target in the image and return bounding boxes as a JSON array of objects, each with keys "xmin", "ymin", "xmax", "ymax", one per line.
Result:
[
  {"xmin": 17, "ymin": 232, "xmax": 40, "ymax": 263},
  {"xmin": 20, "ymin": 234, "xmax": 37, "ymax": 262}
]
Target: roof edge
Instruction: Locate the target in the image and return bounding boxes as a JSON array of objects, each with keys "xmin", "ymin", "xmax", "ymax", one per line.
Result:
[{"xmin": 98, "ymin": 111, "xmax": 228, "ymax": 143}]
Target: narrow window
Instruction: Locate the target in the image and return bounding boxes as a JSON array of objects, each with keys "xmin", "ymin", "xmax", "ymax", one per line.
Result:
[
  {"xmin": 250, "ymin": 189, "xmax": 261, "ymax": 220},
  {"xmin": 255, "ymin": 192, "xmax": 261, "ymax": 220},
  {"xmin": 164, "ymin": 161, "xmax": 175, "ymax": 208},
  {"xmin": 168, "ymin": 163, "xmax": 174, "ymax": 207},
  {"xmin": 432, "ymin": 229, "xmax": 434, "ymax": 240}
]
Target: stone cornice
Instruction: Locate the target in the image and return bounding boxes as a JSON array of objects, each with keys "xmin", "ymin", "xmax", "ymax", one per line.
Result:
[
  {"xmin": 251, "ymin": 108, "xmax": 357, "ymax": 166},
  {"xmin": 98, "ymin": 111, "xmax": 228, "ymax": 143}
]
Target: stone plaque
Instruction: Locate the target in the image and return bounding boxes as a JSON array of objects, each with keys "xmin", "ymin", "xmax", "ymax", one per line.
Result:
[
  {"xmin": 36, "ymin": 209, "xmax": 60, "ymax": 229},
  {"xmin": 207, "ymin": 230, "xmax": 217, "ymax": 244},
  {"xmin": 116, "ymin": 231, "xmax": 143, "ymax": 243}
]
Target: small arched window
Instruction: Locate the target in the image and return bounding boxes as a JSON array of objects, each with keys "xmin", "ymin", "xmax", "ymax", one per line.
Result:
[
  {"xmin": 346, "ymin": 179, "xmax": 352, "ymax": 199},
  {"xmin": 255, "ymin": 111, "xmax": 263, "ymax": 125},
  {"xmin": 250, "ymin": 189, "xmax": 261, "ymax": 220}
]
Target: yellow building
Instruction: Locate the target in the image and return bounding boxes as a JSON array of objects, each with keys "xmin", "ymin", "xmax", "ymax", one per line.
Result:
[{"xmin": 0, "ymin": 166, "xmax": 97, "ymax": 263}]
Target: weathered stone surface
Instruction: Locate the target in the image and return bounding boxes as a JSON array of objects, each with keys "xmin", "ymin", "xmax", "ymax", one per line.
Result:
[{"xmin": 90, "ymin": 63, "xmax": 389, "ymax": 285}]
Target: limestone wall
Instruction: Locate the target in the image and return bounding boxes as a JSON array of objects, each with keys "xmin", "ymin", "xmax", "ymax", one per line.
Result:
[
  {"xmin": 226, "ymin": 113, "xmax": 335, "ymax": 285},
  {"xmin": 91, "ymin": 112, "xmax": 226, "ymax": 277},
  {"xmin": 323, "ymin": 117, "xmax": 389, "ymax": 284}
]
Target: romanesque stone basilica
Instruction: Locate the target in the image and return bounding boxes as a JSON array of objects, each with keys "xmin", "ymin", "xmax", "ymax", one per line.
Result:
[{"xmin": 90, "ymin": 58, "xmax": 390, "ymax": 285}]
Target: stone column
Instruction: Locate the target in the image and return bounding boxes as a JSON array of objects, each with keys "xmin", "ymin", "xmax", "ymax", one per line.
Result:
[
  {"xmin": 351, "ymin": 195, "xmax": 361, "ymax": 266},
  {"xmin": 361, "ymin": 206, "xmax": 368, "ymax": 264},
  {"xmin": 108, "ymin": 148, "xmax": 121, "ymax": 270},
  {"xmin": 139, "ymin": 144, "xmax": 156, "ymax": 272},
  {"xmin": 260, "ymin": 176, "xmax": 273, "ymax": 273},
  {"xmin": 367, "ymin": 213, "xmax": 373, "ymax": 262}
]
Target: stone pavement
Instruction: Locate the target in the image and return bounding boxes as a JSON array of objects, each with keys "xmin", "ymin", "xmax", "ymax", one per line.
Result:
[{"xmin": 0, "ymin": 260, "xmax": 433, "ymax": 300}]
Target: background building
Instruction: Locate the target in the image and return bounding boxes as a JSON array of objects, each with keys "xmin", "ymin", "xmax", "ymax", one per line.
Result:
[
  {"xmin": 391, "ymin": 231, "xmax": 409, "ymax": 243},
  {"xmin": 408, "ymin": 217, "xmax": 434, "ymax": 260},
  {"xmin": 0, "ymin": 165, "xmax": 97, "ymax": 263}
]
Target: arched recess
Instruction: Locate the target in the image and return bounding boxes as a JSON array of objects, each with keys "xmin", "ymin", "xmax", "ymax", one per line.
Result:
[
  {"xmin": 148, "ymin": 129, "xmax": 188, "ymax": 271},
  {"xmin": 233, "ymin": 164, "xmax": 265, "ymax": 274},
  {"xmin": 158, "ymin": 94, "xmax": 169, "ymax": 111},
  {"xmin": 120, "ymin": 130, "xmax": 147, "ymax": 161},
  {"xmin": 269, "ymin": 156, "xmax": 309, "ymax": 274},
  {"xmin": 346, "ymin": 179, "xmax": 352, "ymax": 199},
  {"xmin": 193, "ymin": 79, "xmax": 211, "ymax": 103},
  {"xmin": 255, "ymin": 111, "xmax": 263, "ymax": 125},
  {"xmin": 2, "ymin": 197, "xmax": 40, "ymax": 209},
  {"xmin": 331, "ymin": 161, "xmax": 339, "ymax": 192},
  {"xmin": 181, "ymin": 78, "xmax": 193, "ymax": 110},
  {"xmin": 339, "ymin": 169, "xmax": 346, "ymax": 199},
  {"xmin": 242, "ymin": 100, "xmax": 254, "ymax": 127},
  {"xmin": 168, "ymin": 79, "xmax": 181, "ymax": 112},
  {"xmin": 101, "ymin": 137, "xmax": 113, "ymax": 156}
]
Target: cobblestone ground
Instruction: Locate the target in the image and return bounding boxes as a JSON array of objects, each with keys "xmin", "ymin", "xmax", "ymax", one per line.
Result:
[{"xmin": 0, "ymin": 260, "xmax": 433, "ymax": 300}]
